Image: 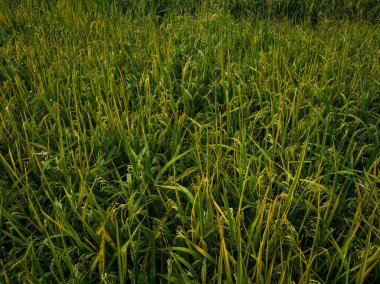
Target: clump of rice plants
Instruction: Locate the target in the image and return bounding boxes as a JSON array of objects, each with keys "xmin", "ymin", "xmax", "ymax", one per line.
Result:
[{"xmin": 0, "ymin": 0, "xmax": 379, "ymax": 283}]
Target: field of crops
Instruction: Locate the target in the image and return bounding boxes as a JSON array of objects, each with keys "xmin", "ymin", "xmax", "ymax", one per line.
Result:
[{"xmin": 0, "ymin": 0, "xmax": 379, "ymax": 283}]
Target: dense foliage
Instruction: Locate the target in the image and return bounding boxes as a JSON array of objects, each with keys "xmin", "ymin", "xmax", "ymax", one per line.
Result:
[
  {"xmin": 112, "ymin": 0, "xmax": 380, "ymax": 23},
  {"xmin": 0, "ymin": 0, "xmax": 379, "ymax": 283}
]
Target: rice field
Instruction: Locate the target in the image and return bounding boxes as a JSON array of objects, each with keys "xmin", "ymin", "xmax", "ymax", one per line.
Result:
[{"xmin": 0, "ymin": 0, "xmax": 379, "ymax": 283}]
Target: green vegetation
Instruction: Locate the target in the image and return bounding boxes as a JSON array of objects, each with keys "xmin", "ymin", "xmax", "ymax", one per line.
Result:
[{"xmin": 0, "ymin": 0, "xmax": 379, "ymax": 283}]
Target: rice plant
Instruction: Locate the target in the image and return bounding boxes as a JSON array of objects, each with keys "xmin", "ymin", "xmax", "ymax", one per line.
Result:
[{"xmin": 0, "ymin": 0, "xmax": 379, "ymax": 283}]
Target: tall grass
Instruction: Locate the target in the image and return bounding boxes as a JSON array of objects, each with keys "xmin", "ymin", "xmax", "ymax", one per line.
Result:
[
  {"xmin": 0, "ymin": 0, "xmax": 379, "ymax": 283},
  {"xmin": 112, "ymin": 0, "xmax": 380, "ymax": 23}
]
